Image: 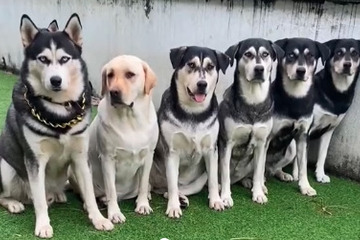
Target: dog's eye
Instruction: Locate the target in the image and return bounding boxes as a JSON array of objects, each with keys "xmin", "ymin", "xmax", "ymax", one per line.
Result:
[
  {"xmin": 288, "ymin": 53, "xmax": 295, "ymax": 59},
  {"xmin": 37, "ymin": 56, "xmax": 50, "ymax": 64},
  {"xmin": 244, "ymin": 52, "xmax": 253, "ymax": 58},
  {"xmin": 336, "ymin": 51, "xmax": 343, "ymax": 56},
  {"xmin": 59, "ymin": 56, "xmax": 70, "ymax": 64},
  {"xmin": 107, "ymin": 72, "xmax": 114, "ymax": 78},
  {"xmin": 187, "ymin": 62, "xmax": 196, "ymax": 69},
  {"xmin": 125, "ymin": 71, "xmax": 135, "ymax": 79},
  {"xmin": 351, "ymin": 51, "xmax": 358, "ymax": 57},
  {"xmin": 262, "ymin": 52, "xmax": 269, "ymax": 58},
  {"xmin": 206, "ymin": 64, "xmax": 214, "ymax": 71}
]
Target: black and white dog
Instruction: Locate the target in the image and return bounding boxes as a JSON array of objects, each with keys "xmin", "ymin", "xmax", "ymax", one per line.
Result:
[
  {"xmin": 288, "ymin": 39, "xmax": 360, "ymax": 183},
  {"xmin": 150, "ymin": 46, "xmax": 230, "ymax": 218},
  {"xmin": 266, "ymin": 38, "xmax": 330, "ymax": 196},
  {"xmin": 218, "ymin": 38, "xmax": 283, "ymax": 207},
  {"xmin": 0, "ymin": 14, "xmax": 112, "ymax": 238}
]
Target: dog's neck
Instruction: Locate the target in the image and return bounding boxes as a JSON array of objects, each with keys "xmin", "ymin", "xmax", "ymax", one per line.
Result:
[
  {"xmin": 330, "ymin": 68, "xmax": 357, "ymax": 93},
  {"xmin": 280, "ymin": 71, "xmax": 313, "ymax": 99},
  {"xmin": 235, "ymin": 72, "xmax": 271, "ymax": 105}
]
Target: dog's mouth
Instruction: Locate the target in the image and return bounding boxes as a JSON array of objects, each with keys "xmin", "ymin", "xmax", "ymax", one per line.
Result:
[
  {"xmin": 341, "ymin": 69, "xmax": 353, "ymax": 76},
  {"xmin": 51, "ymin": 87, "xmax": 62, "ymax": 92},
  {"xmin": 187, "ymin": 87, "xmax": 207, "ymax": 103},
  {"xmin": 249, "ymin": 78, "xmax": 265, "ymax": 83},
  {"xmin": 110, "ymin": 98, "xmax": 134, "ymax": 108}
]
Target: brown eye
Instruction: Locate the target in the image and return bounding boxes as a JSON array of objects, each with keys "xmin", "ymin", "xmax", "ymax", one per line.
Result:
[
  {"xmin": 206, "ymin": 64, "xmax": 214, "ymax": 71},
  {"xmin": 107, "ymin": 72, "xmax": 114, "ymax": 78},
  {"xmin": 125, "ymin": 71, "xmax": 135, "ymax": 79},
  {"xmin": 244, "ymin": 52, "xmax": 253, "ymax": 58},
  {"xmin": 262, "ymin": 52, "xmax": 269, "ymax": 58},
  {"xmin": 351, "ymin": 51, "xmax": 358, "ymax": 57},
  {"xmin": 187, "ymin": 62, "xmax": 196, "ymax": 69}
]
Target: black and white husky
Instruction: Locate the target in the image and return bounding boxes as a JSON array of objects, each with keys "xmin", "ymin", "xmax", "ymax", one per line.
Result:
[
  {"xmin": 0, "ymin": 14, "xmax": 113, "ymax": 238},
  {"xmin": 266, "ymin": 38, "xmax": 330, "ymax": 196},
  {"xmin": 218, "ymin": 38, "xmax": 283, "ymax": 207},
  {"xmin": 150, "ymin": 46, "xmax": 230, "ymax": 218}
]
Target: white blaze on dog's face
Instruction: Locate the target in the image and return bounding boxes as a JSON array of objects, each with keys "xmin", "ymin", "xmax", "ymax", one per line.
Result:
[{"xmin": 101, "ymin": 55, "xmax": 156, "ymax": 107}]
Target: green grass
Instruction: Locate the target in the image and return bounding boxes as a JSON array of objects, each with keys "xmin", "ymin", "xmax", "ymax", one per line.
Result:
[{"xmin": 0, "ymin": 71, "xmax": 360, "ymax": 240}]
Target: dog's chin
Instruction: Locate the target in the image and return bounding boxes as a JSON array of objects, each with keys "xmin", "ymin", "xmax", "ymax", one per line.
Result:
[
  {"xmin": 341, "ymin": 69, "xmax": 353, "ymax": 76},
  {"xmin": 289, "ymin": 75, "xmax": 308, "ymax": 82},
  {"xmin": 186, "ymin": 87, "xmax": 207, "ymax": 103},
  {"xmin": 111, "ymin": 100, "xmax": 134, "ymax": 108},
  {"xmin": 248, "ymin": 78, "xmax": 265, "ymax": 84}
]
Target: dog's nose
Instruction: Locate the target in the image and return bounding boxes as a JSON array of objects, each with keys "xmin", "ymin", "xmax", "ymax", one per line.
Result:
[
  {"xmin": 110, "ymin": 90, "xmax": 121, "ymax": 99},
  {"xmin": 50, "ymin": 76, "xmax": 62, "ymax": 87},
  {"xmin": 254, "ymin": 65, "xmax": 264, "ymax": 74},
  {"xmin": 197, "ymin": 81, "xmax": 207, "ymax": 91},
  {"xmin": 343, "ymin": 62, "xmax": 352, "ymax": 68},
  {"xmin": 296, "ymin": 67, "xmax": 306, "ymax": 76}
]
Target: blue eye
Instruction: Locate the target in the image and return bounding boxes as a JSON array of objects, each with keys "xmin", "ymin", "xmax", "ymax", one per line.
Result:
[
  {"xmin": 59, "ymin": 56, "xmax": 70, "ymax": 64},
  {"xmin": 37, "ymin": 56, "xmax": 49, "ymax": 64}
]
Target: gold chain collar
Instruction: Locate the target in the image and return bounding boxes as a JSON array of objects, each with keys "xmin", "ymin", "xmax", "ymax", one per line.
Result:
[{"xmin": 23, "ymin": 86, "xmax": 87, "ymax": 129}]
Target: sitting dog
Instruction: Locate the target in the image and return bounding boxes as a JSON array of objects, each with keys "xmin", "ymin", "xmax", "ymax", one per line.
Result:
[
  {"xmin": 150, "ymin": 46, "xmax": 230, "ymax": 218},
  {"xmin": 218, "ymin": 38, "xmax": 283, "ymax": 207},
  {"xmin": 84, "ymin": 55, "xmax": 158, "ymax": 223},
  {"xmin": 266, "ymin": 38, "xmax": 330, "ymax": 196},
  {"xmin": 0, "ymin": 14, "xmax": 113, "ymax": 238}
]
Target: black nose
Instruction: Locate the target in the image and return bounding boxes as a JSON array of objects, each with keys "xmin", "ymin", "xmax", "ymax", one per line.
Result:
[
  {"xmin": 50, "ymin": 76, "xmax": 62, "ymax": 87},
  {"xmin": 343, "ymin": 62, "xmax": 352, "ymax": 68},
  {"xmin": 296, "ymin": 67, "xmax": 306, "ymax": 76},
  {"xmin": 110, "ymin": 90, "xmax": 121, "ymax": 100},
  {"xmin": 254, "ymin": 65, "xmax": 264, "ymax": 74},
  {"xmin": 197, "ymin": 81, "xmax": 207, "ymax": 91}
]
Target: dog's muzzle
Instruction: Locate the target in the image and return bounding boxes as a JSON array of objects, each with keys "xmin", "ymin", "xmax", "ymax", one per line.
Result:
[
  {"xmin": 110, "ymin": 90, "xmax": 133, "ymax": 108},
  {"xmin": 342, "ymin": 62, "xmax": 352, "ymax": 75},
  {"xmin": 187, "ymin": 81, "xmax": 207, "ymax": 103},
  {"xmin": 50, "ymin": 76, "xmax": 62, "ymax": 91},
  {"xmin": 294, "ymin": 67, "xmax": 307, "ymax": 81}
]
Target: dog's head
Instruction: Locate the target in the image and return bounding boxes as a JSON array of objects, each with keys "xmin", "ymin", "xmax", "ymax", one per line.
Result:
[
  {"xmin": 275, "ymin": 38, "xmax": 330, "ymax": 82},
  {"xmin": 20, "ymin": 13, "xmax": 84, "ymax": 100},
  {"xmin": 170, "ymin": 46, "xmax": 229, "ymax": 104},
  {"xmin": 225, "ymin": 38, "xmax": 284, "ymax": 83},
  {"xmin": 101, "ymin": 55, "xmax": 156, "ymax": 108},
  {"xmin": 324, "ymin": 38, "xmax": 360, "ymax": 76}
]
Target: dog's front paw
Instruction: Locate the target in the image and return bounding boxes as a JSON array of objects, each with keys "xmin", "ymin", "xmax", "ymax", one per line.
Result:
[
  {"xmin": 276, "ymin": 171, "xmax": 294, "ymax": 182},
  {"xmin": 300, "ymin": 185, "xmax": 317, "ymax": 196},
  {"xmin": 6, "ymin": 200, "xmax": 25, "ymax": 213},
  {"xmin": 209, "ymin": 198, "xmax": 225, "ymax": 211},
  {"xmin": 166, "ymin": 204, "xmax": 182, "ymax": 218},
  {"xmin": 54, "ymin": 192, "xmax": 67, "ymax": 203},
  {"xmin": 108, "ymin": 211, "xmax": 126, "ymax": 224},
  {"xmin": 252, "ymin": 191, "xmax": 268, "ymax": 204},
  {"xmin": 35, "ymin": 224, "xmax": 53, "ymax": 239},
  {"xmin": 221, "ymin": 196, "xmax": 234, "ymax": 208},
  {"xmin": 316, "ymin": 173, "xmax": 330, "ymax": 183},
  {"xmin": 135, "ymin": 203, "xmax": 153, "ymax": 215},
  {"xmin": 262, "ymin": 185, "xmax": 268, "ymax": 195},
  {"xmin": 92, "ymin": 216, "xmax": 114, "ymax": 230},
  {"xmin": 241, "ymin": 178, "xmax": 253, "ymax": 189}
]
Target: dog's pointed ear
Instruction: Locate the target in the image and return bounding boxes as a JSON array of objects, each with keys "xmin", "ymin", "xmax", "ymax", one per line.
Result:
[
  {"xmin": 64, "ymin": 13, "xmax": 82, "ymax": 46},
  {"xmin": 20, "ymin": 14, "xmax": 39, "ymax": 48},
  {"xmin": 101, "ymin": 64, "xmax": 108, "ymax": 96},
  {"xmin": 48, "ymin": 19, "xmax": 59, "ymax": 32},
  {"xmin": 270, "ymin": 41, "xmax": 285, "ymax": 61},
  {"xmin": 225, "ymin": 42, "xmax": 241, "ymax": 67},
  {"xmin": 142, "ymin": 61, "xmax": 157, "ymax": 95},
  {"xmin": 170, "ymin": 46, "xmax": 187, "ymax": 69},
  {"xmin": 214, "ymin": 50, "xmax": 230, "ymax": 74},
  {"xmin": 316, "ymin": 41, "xmax": 331, "ymax": 65}
]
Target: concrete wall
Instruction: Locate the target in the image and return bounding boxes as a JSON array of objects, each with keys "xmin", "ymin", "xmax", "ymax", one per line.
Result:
[{"xmin": 0, "ymin": 0, "xmax": 360, "ymax": 180}]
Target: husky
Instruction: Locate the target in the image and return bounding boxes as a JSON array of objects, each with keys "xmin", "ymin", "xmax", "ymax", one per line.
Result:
[
  {"xmin": 150, "ymin": 46, "xmax": 230, "ymax": 218},
  {"xmin": 0, "ymin": 14, "xmax": 113, "ymax": 238},
  {"xmin": 266, "ymin": 38, "xmax": 330, "ymax": 196},
  {"xmin": 218, "ymin": 38, "xmax": 283, "ymax": 207}
]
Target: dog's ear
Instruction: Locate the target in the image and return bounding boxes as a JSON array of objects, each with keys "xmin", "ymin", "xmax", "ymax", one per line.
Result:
[
  {"xmin": 101, "ymin": 64, "xmax": 108, "ymax": 96},
  {"xmin": 64, "ymin": 13, "xmax": 82, "ymax": 46},
  {"xmin": 270, "ymin": 41, "xmax": 285, "ymax": 61},
  {"xmin": 142, "ymin": 61, "xmax": 157, "ymax": 95},
  {"xmin": 20, "ymin": 14, "xmax": 39, "ymax": 48},
  {"xmin": 48, "ymin": 19, "xmax": 59, "ymax": 32},
  {"xmin": 315, "ymin": 41, "xmax": 331, "ymax": 65},
  {"xmin": 274, "ymin": 38, "xmax": 288, "ymax": 51},
  {"xmin": 170, "ymin": 46, "xmax": 187, "ymax": 69},
  {"xmin": 225, "ymin": 42, "xmax": 241, "ymax": 67},
  {"xmin": 214, "ymin": 50, "xmax": 230, "ymax": 74},
  {"xmin": 323, "ymin": 39, "xmax": 339, "ymax": 54}
]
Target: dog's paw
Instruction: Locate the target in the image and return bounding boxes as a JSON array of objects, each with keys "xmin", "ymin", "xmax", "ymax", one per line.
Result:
[
  {"xmin": 55, "ymin": 192, "xmax": 67, "ymax": 203},
  {"xmin": 316, "ymin": 173, "xmax": 330, "ymax": 183},
  {"xmin": 35, "ymin": 224, "xmax": 53, "ymax": 239},
  {"xmin": 252, "ymin": 191, "xmax": 268, "ymax": 204},
  {"xmin": 179, "ymin": 195, "xmax": 189, "ymax": 209},
  {"xmin": 277, "ymin": 171, "xmax": 294, "ymax": 182},
  {"xmin": 221, "ymin": 196, "xmax": 234, "ymax": 208},
  {"xmin": 166, "ymin": 204, "xmax": 182, "ymax": 218},
  {"xmin": 262, "ymin": 185, "xmax": 268, "ymax": 195},
  {"xmin": 135, "ymin": 203, "xmax": 153, "ymax": 215},
  {"xmin": 108, "ymin": 211, "xmax": 126, "ymax": 224},
  {"xmin": 6, "ymin": 200, "xmax": 25, "ymax": 213},
  {"xmin": 93, "ymin": 217, "xmax": 114, "ymax": 230},
  {"xmin": 209, "ymin": 199, "xmax": 225, "ymax": 211},
  {"xmin": 300, "ymin": 185, "xmax": 317, "ymax": 196},
  {"xmin": 241, "ymin": 178, "xmax": 253, "ymax": 189}
]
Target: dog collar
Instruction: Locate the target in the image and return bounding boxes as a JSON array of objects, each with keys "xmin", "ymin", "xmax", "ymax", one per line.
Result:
[{"xmin": 23, "ymin": 85, "xmax": 87, "ymax": 129}]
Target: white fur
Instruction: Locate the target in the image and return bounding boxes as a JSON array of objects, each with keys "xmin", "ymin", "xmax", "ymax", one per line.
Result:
[
  {"xmin": 239, "ymin": 78, "xmax": 270, "ymax": 105},
  {"xmin": 331, "ymin": 68, "xmax": 357, "ymax": 93}
]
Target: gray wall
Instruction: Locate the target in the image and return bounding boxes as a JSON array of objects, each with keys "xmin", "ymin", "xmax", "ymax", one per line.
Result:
[{"xmin": 0, "ymin": 0, "xmax": 359, "ymax": 180}]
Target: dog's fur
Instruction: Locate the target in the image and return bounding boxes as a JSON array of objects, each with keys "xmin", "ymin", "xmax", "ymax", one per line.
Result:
[
  {"xmin": 266, "ymin": 38, "xmax": 330, "ymax": 196},
  {"xmin": 0, "ymin": 14, "xmax": 113, "ymax": 238},
  {"xmin": 150, "ymin": 46, "xmax": 230, "ymax": 218},
  {"xmin": 288, "ymin": 39, "xmax": 360, "ymax": 183},
  {"xmin": 218, "ymin": 38, "xmax": 284, "ymax": 207},
  {"xmin": 83, "ymin": 55, "xmax": 158, "ymax": 223}
]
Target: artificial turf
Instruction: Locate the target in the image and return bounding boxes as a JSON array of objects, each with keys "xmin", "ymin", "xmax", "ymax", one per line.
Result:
[{"xmin": 0, "ymin": 71, "xmax": 360, "ymax": 240}]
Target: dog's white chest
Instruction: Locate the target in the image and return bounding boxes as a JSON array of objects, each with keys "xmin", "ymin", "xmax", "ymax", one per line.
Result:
[{"xmin": 311, "ymin": 104, "xmax": 344, "ymax": 132}]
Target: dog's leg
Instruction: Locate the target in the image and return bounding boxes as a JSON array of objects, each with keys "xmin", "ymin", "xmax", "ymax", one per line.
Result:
[
  {"xmin": 100, "ymin": 155, "xmax": 126, "ymax": 223},
  {"xmin": 204, "ymin": 149, "xmax": 224, "ymax": 211},
  {"xmin": 165, "ymin": 151, "xmax": 182, "ymax": 218},
  {"xmin": 135, "ymin": 151, "xmax": 153, "ymax": 215},
  {"xmin": 272, "ymin": 140, "xmax": 296, "ymax": 182},
  {"xmin": 315, "ymin": 129, "xmax": 334, "ymax": 183},
  {"xmin": 25, "ymin": 157, "xmax": 53, "ymax": 238},
  {"xmin": 292, "ymin": 157, "xmax": 299, "ymax": 181},
  {"xmin": 219, "ymin": 142, "xmax": 234, "ymax": 208},
  {"xmin": 252, "ymin": 141, "xmax": 268, "ymax": 204},
  {"xmin": 71, "ymin": 149, "xmax": 114, "ymax": 230},
  {"xmin": 296, "ymin": 134, "xmax": 316, "ymax": 196}
]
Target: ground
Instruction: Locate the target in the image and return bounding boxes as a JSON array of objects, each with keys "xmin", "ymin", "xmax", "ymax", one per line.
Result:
[{"xmin": 0, "ymin": 71, "xmax": 359, "ymax": 240}]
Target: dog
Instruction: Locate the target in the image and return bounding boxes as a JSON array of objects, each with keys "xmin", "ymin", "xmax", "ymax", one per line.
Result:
[
  {"xmin": 287, "ymin": 39, "xmax": 360, "ymax": 183},
  {"xmin": 218, "ymin": 38, "xmax": 283, "ymax": 207},
  {"xmin": 266, "ymin": 38, "xmax": 330, "ymax": 196},
  {"xmin": 150, "ymin": 46, "xmax": 230, "ymax": 218},
  {"xmin": 77, "ymin": 55, "xmax": 158, "ymax": 223},
  {"xmin": 0, "ymin": 14, "xmax": 113, "ymax": 238}
]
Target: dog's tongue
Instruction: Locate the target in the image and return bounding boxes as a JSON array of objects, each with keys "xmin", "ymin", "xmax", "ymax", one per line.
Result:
[{"xmin": 194, "ymin": 94, "xmax": 206, "ymax": 103}]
